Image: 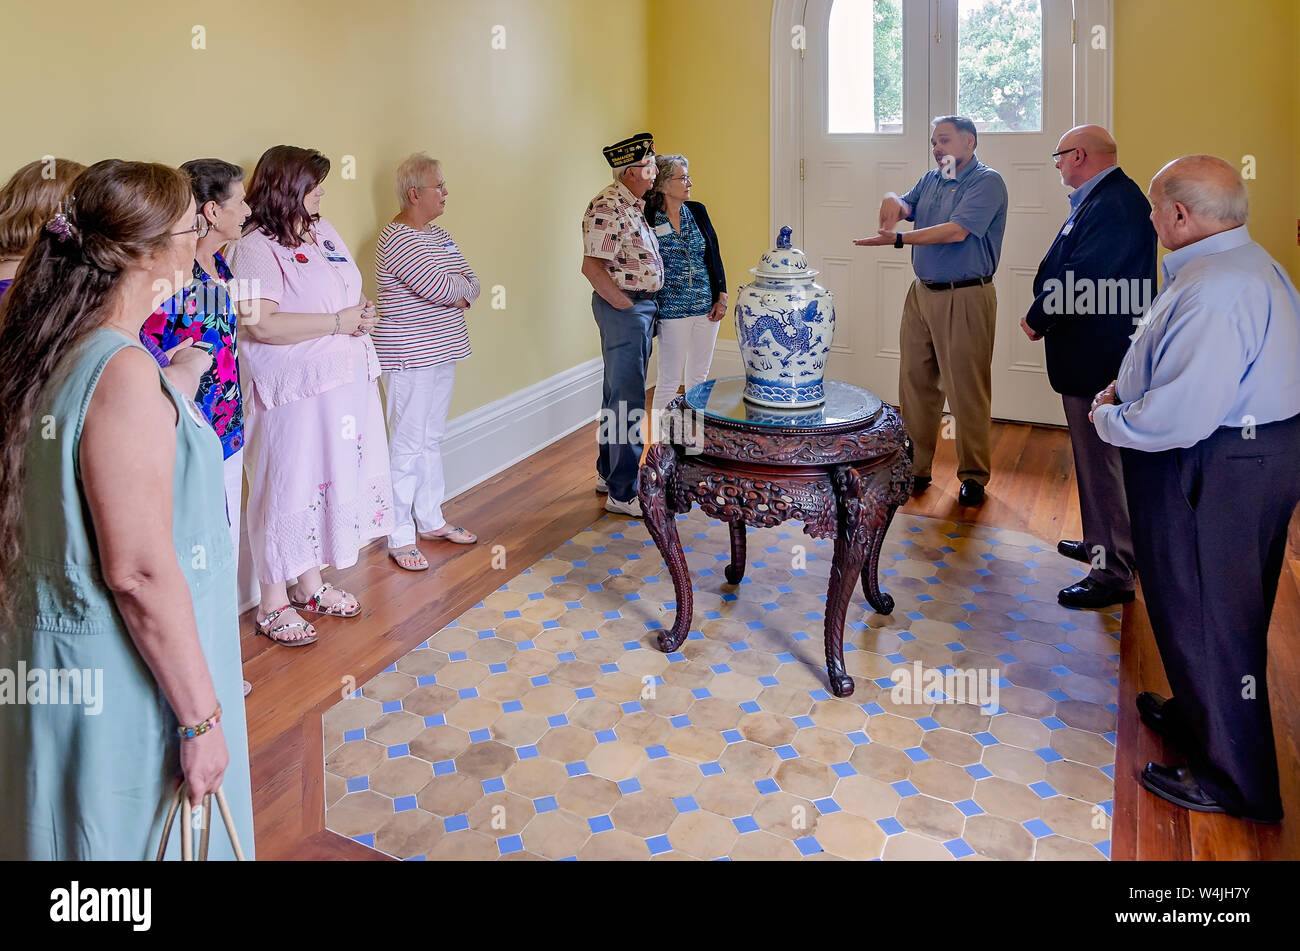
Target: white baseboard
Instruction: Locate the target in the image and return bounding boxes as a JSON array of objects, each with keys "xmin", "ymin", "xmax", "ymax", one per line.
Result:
[
  {"xmin": 440, "ymin": 356, "xmax": 605, "ymax": 499},
  {"xmin": 707, "ymin": 338, "xmax": 745, "ymax": 381},
  {"xmin": 236, "ymin": 357, "xmax": 606, "ymax": 614}
]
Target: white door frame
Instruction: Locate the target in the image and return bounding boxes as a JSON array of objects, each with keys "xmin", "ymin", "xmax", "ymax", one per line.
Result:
[{"xmin": 770, "ymin": 0, "xmax": 1115, "ymax": 401}]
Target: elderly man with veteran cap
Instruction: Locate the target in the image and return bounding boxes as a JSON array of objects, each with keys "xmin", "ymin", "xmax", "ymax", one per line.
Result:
[
  {"xmin": 1091, "ymin": 155, "xmax": 1300, "ymax": 823},
  {"xmin": 1021, "ymin": 124, "xmax": 1156, "ymax": 610},
  {"xmin": 856, "ymin": 116, "xmax": 1008, "ymax": 507},
  {"xmin": 581, "ymin": 132, "xmax": 664, "ymax": 517}
]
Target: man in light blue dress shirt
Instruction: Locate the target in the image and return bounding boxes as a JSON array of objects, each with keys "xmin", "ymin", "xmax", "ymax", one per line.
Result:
[
  {"xmin": 856, "ymin": 116, "xmax": 1008, "ymax": 507},
  {"xmin": 1091, "ymin": 155, "xmax": 1300, "ymax": 822}
]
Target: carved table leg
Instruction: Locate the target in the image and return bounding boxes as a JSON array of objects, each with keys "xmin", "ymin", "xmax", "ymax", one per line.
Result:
[
  {"xmin": 724, "ymin": 519, "xmax": 747, "ymax": 584},
  {"xmin": 824, "ymin": 465, "xmax": 872, "ymax": 698},
  {"xmin": 859, "ymin": 509, "xmax": 898, "ymax": 616},
  {"xmin": 859, "ymin": 451, "xmax": 909, "ymax": 616},
  {"xmin": 639, "ymin": 443, "xmax": 693, "ymax": 653}
]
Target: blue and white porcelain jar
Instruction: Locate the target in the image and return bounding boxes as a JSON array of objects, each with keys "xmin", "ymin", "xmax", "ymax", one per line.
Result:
[{"xmin": 734, "ymin": 226, "xmax": 835, "ymax": 408}]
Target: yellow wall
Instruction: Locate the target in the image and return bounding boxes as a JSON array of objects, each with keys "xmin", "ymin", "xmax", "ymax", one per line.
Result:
[
  {"xmin": 0, "ymin": 0, "xmax": 650, "ymax": 418},
  {"xmin": 649, "ymin": 0, "xmax": 773, "ymax": 341},
  {"xmin": 1114, "ymin": 0, "xmax": 1299, "ymax": 275},
  {"xmin": 649, "ymin": 0, "xmax": 1300, "ymax": 284},
  {"xmin": 6, "ymin": 0, "xmax": 1297, "ymax": 419}
]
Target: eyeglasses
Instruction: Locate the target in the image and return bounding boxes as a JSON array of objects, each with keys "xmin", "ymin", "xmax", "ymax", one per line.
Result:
[
  {"xmin": 1051, "ymin": 147, "xmax": 1082, "ymax": 162},
  {"xmin": 417, "ymin": 180, "xmax": 448, "ymax": 194},
  {"xmin": 674, "ymin": 175, "xmax": 693, "ymax": 186},
  {"xmin": 171, "ymin": 214, "xmax": 210, "ymax": 239}
]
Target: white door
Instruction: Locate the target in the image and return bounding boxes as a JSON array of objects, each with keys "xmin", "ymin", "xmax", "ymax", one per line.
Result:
[{"xmin": 797, "ymin": 0, "xmax": 1074, "ymax": 424}]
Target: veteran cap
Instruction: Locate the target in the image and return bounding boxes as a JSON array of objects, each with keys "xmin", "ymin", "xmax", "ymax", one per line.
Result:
[{"xmin": 603, "ymin": 132, "xmax": 655, "ymax": 169}]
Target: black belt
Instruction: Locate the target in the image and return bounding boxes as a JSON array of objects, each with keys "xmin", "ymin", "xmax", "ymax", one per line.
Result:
[
  {"xmin": 626, "ymin": 289, "xmax": 658, "ymax": 300},
  {"xmin": 920, "ymin": 275, "xmax": 994, "ymax": 291}
]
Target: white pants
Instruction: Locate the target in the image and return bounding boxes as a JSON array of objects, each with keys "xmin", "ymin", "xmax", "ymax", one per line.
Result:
[
  {"xmin": 382, "ymin": 363, "xmax": 457, "ymax": 548},
  {"xmin": 224, "ymin": 450, "xmax": 243, "ymax": 563},
  {"xmin": 652, "ymin": 313, "xmax": 720, "ymax": 415}
]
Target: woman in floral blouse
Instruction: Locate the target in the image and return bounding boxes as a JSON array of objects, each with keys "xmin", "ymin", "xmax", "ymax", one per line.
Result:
[
  {"xmin": 142, "ymin": 159, "xmax": 250, "ymax": 557},
  {"xmin": 229, "ymin": 146, "xmax": 395, "ymax": 647}
]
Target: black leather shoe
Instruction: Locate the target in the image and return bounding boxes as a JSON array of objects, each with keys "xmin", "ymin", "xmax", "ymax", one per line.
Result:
[
  {"xmin": 1137, "ymin": 692, "xmax": 1196, "ymax": 753},
  {"xmin": 1137, "ymin": 691, "xmax": 1177, "ymax": 736},
  {"xmin": 1141, "ymin": 763, "xmax": 1227, "ymax": 814},
  {"xmin": 1057, "ymin": 539, "xmax": 1089, "ymax": 564},
  {"xmin": 1142, "ymin": 763, "xmax": 1282, "ymax": 822},
  {"xmin": 912, "ymin": 475, "xmax": 932, "ymax": 494},
  {"xmin": 957, "ymin": 479, "xmax": 984, "ymax": 506},
  {"xmin": 1057, "ymin": 577, "xmax": 1135, "ymax": 609}
]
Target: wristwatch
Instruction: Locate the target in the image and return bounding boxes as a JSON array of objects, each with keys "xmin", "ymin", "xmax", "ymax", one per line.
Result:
[{"xmin": 894, "ymin": 232, "xmax": 905, "ymax": 249}]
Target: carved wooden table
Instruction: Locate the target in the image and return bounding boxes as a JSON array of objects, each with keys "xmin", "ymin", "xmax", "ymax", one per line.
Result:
[{"xmin": 638, "ymin": 377, "xmax": 912, "ymax": 698}]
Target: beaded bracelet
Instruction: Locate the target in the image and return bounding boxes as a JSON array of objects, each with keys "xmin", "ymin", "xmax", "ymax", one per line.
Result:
[
  {"xmin": 178, "ymin": 702, "xmax": 222, "ymax": 739},
  {"xmin": 332, "ymin": 312, "xmax": 342, "ymax": 335}
]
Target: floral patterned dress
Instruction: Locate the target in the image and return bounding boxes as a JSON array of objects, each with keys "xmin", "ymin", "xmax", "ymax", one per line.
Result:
[
  {"xmin": 227, "ymin": 219, "xmax": 394, "ymax": 585},
  {"xmin": 141, "ymin": 251, "xmax": 244, "ymax": 458}
]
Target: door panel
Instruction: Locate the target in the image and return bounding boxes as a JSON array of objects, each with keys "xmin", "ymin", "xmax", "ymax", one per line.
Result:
[{"xmin": 800, "ymin": 0, "xmax": 1073, "ymax": 424}]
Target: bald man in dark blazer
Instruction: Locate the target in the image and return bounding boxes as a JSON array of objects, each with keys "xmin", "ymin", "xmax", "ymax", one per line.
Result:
[{"xmin": 1021, "ymin": 125, "xmax": 1157, "ymax": 609}]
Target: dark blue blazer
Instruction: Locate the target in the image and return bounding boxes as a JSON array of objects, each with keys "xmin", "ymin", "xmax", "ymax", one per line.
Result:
[{"xmin": 1024, "ymin": 167, "xmax": 1157, "ymax": 398}]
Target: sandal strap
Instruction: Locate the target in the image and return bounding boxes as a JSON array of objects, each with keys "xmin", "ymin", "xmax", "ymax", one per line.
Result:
[
  {"xmin": 299, "ymin": 582, "xmax": 358, "ymax": 615},
  {"xmin": 303, "ymin": 583, "xmax": 333, "ymax": 608},
  {"xmin": 260, "ymin": 604, "xmax": 294, "ymax": 627},
  {"xmin": 258, "ymin": 606, "xmax": 314, "ymax": 641},
  {"xmin": 266, "ymin": 621, "xmax": 313, "ymax": 642}
]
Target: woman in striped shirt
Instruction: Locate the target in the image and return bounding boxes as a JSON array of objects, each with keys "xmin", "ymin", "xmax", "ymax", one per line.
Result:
[{"xmin": 374, "ymin": 153, "xmax": 480, "ymax": 571}]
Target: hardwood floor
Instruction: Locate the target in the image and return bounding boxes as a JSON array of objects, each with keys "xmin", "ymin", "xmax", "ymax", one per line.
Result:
[{"xmin": 242, "ymin": 414, "xmax": 1299, "ymax": 860}]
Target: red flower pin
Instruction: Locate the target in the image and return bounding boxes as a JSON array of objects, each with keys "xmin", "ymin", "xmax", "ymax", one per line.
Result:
[{"xmin": 294, "ymin": 252, "xmax": 309, "ymax": 263}]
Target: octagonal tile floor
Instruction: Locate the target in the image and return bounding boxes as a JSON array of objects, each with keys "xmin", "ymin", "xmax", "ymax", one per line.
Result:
[{"xmin": 324, "ymin": 510, "xmax": 1119, "ymax": 860}]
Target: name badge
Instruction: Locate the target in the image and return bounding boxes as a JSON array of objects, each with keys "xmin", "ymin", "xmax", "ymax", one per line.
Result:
[
  {"xmin": 1129, "ymin": 312, "xmax": 1154, "ymax": 344},
  {"xmin": 443, "ymin": 240, "xmax": 456, "ymax": 248},
  {"xmin": 1060, "ymin": 223, "xmax": 1074, "ymax": 236},
  {"xmin": 654, "ymin": 222, "xmax": 672, "ymax": 237},
  {"xmin": 326, "ymin": 254, "xmax": 349, "ymax": 263},
  {"xmin": 182, "ymin": 396, "xmax": 208, "ymax": 428}
]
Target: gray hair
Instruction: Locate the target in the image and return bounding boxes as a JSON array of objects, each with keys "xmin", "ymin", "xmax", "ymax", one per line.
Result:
[
  {"xmin": 932, "ymin": 115, "xmax": 978, "ymax": 146},
  {"xmin": 1159, "ymin": 155, "xmax": 1249, "ymax": 225},
  {"xmin": 650, "ymin": 154, "xmax": 688, "ymax": 200},
  {"xmin": 395, "ymin": 152, "xmax": 441, "ymax": 210}
]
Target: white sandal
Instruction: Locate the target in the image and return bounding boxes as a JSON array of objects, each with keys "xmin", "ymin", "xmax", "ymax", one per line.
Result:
[
  {"xmin": 419, "ymin": 525, "xmax": 477, "ymax": 545},
  {"xmin": 289, "ymin": 582, "xmax": 361, "ymax": 618},
  {"xmin": 389, "ymin": 547, "xmax": 429, "ymax": 571},
  {"xmin": 255, "ymin": 605, "xmax": 318, "ymax": 647}
]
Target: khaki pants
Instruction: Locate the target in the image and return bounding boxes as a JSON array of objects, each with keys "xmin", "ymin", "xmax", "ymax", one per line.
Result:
[{"xmin": 898, "ymin": 279, "xmax": 996, "ymax": 484}]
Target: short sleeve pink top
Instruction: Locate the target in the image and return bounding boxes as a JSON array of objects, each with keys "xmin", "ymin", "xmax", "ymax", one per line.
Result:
[{"xmin": 229, "ymin": 217, "xmax": 381, "ymax": 408}]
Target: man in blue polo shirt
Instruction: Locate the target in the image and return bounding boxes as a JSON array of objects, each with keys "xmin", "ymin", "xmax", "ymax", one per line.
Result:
[{"xmin": 856, "ymin": 116, "xmax": 1008, "ymax": 506}]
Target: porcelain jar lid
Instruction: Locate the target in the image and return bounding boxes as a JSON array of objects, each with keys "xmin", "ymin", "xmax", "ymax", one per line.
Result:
[{"xmin": 749, "ymin": 226, "xmax": 818, "ymax": 281}]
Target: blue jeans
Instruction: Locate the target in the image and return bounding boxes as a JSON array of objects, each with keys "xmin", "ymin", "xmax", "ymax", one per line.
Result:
[{"xmin": 592, "ymin": 293, "xmax": 656, "ymax": 502}]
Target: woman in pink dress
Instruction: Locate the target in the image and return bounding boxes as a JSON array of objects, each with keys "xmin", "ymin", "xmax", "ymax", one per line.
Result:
[{"xmin": 229, "ymin": 146, "xmax": 395, "ymax": 645}]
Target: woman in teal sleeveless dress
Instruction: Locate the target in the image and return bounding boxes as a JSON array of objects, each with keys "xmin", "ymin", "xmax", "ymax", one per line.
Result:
[{"xmin": 0, "ymin": 160, "xmax": 254, "ymax": 860}]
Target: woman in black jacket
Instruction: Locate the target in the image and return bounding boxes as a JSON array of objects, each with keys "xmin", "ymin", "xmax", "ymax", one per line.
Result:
[{"xmin": 644, "ymin": 154, "xmax": 726, "ymax": 421}]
